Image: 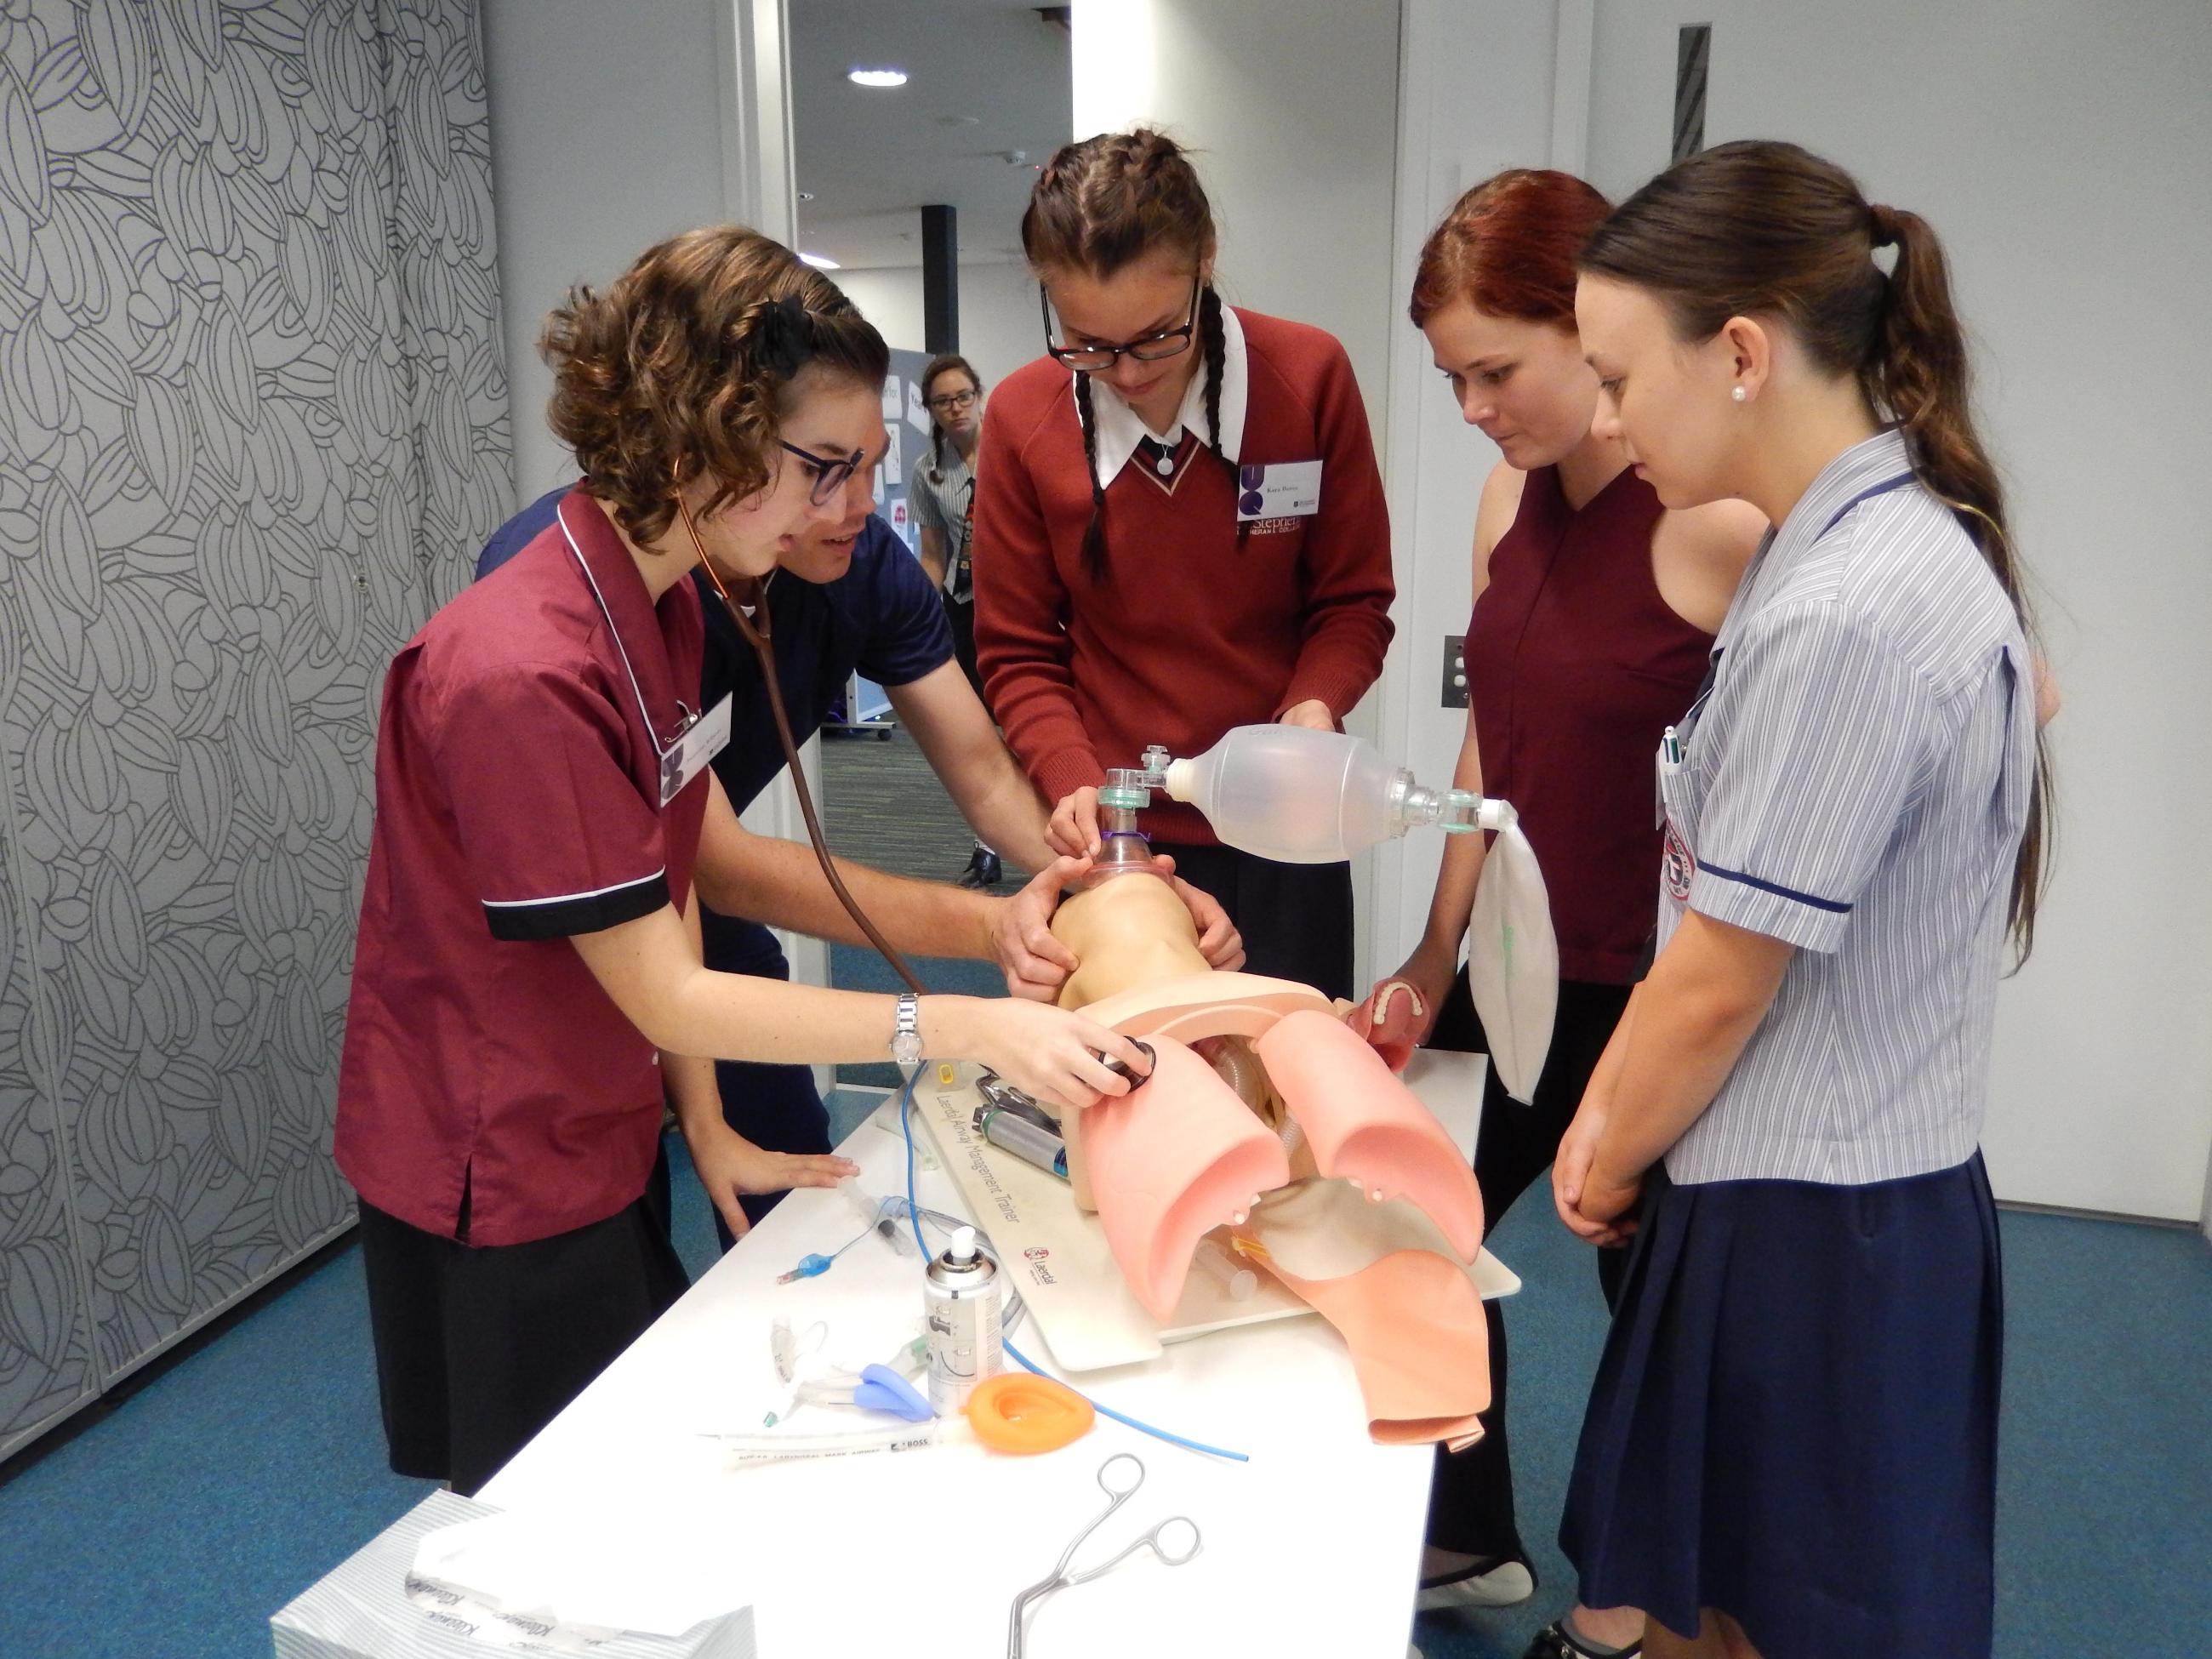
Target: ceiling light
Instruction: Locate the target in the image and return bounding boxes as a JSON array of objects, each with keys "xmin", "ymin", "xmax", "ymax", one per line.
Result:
[
  {"xmin": 847, "ymin": 67, "xmax": 907, "ymax": 88},
  {"xmin": 798, "ymin": 252, "xmax": 841, "ymax": 270}
]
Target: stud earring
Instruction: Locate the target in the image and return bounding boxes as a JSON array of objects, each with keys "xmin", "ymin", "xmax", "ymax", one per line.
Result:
[{"xmin": 1730, "ymin": 385, "xmax": 1747, "ymax": 402}]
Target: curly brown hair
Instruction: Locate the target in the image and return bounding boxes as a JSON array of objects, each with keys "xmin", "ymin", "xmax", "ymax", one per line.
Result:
[{"xmin": 539, "ymin": 226, "xmax": 887, "ymax": 546}]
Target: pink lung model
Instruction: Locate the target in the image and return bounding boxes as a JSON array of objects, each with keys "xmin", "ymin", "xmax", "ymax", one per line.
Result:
[
  {"xmin": 1081, "ymin": 1035, "xmax": 1291, "ymax": 1320},
  {"xmin": 1257, "ymin": 1011, "xmax": 1484, "ymax": 1263},
  {"xmin": 1054, "ymin": 949, "xmax": 1493, "ymax": 1447}
]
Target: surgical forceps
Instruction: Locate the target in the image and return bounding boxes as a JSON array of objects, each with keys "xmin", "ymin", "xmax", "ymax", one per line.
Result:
[{"xmin": 1006, "ymin": 1453, "xmax": 1200, "ymax": 1656}]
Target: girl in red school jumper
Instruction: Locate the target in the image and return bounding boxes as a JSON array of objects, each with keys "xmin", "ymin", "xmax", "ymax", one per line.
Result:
[{"xmin": 972, "ymin": 129, "xmax": 1396, "ymax": 1000}]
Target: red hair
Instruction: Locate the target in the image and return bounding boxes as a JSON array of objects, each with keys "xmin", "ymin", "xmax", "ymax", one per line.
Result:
[{"xmin": 1409, "ymin": 168, "xmax": 1611, "ymax": 329}]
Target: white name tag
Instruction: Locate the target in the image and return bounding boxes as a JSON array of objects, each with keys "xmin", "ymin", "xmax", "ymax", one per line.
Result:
[
  {"xmin": 658, "ymin": 693, "xmax": 731, "ymax": 807},
  {"xmin": 1235, "ymin": 459, "xmax": 1323, "ymax": 523}
]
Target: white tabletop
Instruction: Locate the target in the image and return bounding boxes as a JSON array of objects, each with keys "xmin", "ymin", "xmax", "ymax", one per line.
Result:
[{"xmin": 476, "ymin": 1051, "xmax": 1489, "ymax": 1657}]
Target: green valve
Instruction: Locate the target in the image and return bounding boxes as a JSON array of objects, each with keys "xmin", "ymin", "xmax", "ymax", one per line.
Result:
[{"xmin": 1097, "ymin": 784, "xmax": 1149, "ymax": 809}]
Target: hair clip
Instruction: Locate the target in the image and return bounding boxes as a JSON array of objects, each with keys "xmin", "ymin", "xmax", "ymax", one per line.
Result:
[{"xmin": 745, "ymin": 294, "xmax": 818, "ymax": 377}]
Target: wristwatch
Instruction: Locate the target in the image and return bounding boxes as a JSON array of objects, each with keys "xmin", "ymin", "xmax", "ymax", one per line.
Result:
[{"xmin": 891, "ymin": 992, "xmax": 923, "ymax": 1070}]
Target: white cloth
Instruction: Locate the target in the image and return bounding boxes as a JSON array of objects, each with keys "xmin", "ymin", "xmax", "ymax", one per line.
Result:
[{"xmin": 1079, "ymin": 299, "xmax": 1248, "ymax": 487}]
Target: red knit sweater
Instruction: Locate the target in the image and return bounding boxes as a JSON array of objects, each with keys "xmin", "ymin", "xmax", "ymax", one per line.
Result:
[{"xmin": 972, "ymin": 308, "xmax": 1395, "ymax": 845}]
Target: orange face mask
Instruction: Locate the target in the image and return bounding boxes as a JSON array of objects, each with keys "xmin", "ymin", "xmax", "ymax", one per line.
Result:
[{"xmin": 964, "ymin": 1372, "xmax": 1096, "ymax": 1454}]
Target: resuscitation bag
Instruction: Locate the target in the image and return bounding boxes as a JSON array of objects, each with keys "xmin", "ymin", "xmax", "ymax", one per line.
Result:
[{"xmin": 1464, "ymin": 817, "xmax": 1557, "ymax": 1104}]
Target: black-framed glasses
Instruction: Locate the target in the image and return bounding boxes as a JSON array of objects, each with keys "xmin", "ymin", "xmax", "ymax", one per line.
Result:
[
  {"xmin": 926, "ymin": 388, "xmax": 978, "ymax": 413},
  {"xmin": 779, "ymin": 440, "xmax": 864, "ymax": 505},
  {"xmin": 1040, "ymin": 273, "xmax": 1202, "ymax": 371}
]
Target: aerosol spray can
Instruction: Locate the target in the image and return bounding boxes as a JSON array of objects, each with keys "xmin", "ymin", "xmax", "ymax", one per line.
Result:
[{"xmin": 924, "ymin": 1225, "xmax": 1002, "ymax": 1413}]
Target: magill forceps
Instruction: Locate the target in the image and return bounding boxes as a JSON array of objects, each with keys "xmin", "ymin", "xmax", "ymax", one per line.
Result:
[{"xmin": 1006, "ymin": 1453, "xmax": 1200, "ymax": 1657}]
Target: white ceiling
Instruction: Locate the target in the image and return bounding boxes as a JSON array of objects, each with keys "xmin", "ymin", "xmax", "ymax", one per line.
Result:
[{"xmin": 789, "ymin": 0, "xmax": 1074, "ymax": 271}]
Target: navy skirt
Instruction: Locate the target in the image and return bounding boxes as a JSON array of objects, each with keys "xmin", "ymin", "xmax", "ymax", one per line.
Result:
[{"xmin": 1561, "ymin": 1154, "xmax": 2002, "ymax": 1659}]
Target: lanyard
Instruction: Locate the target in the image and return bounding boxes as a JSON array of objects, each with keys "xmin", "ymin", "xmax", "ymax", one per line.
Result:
[{"xmin": 556, "ymin": 497, "xmax": 696, "ymax": 758}]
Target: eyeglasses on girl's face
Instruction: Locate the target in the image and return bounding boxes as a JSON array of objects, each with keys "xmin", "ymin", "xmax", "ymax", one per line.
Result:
[
  {"xmin": 778, "ymin": 440, "xmax": 864, "ymax": 505},
  {"xmin": 1040, "ymin": 273, "xmax": 1202, "ymax": 372},
  {"xmin": 926, "ymin": 386, "xmax": 978, "ymax": 414}
]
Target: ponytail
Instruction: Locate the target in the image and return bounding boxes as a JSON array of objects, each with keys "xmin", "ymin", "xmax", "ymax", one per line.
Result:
[
  {"xmin": 1872, "ymin": 203, "xmax": 2051, "ymax": 958},
  {"xmin": 1582, "ymin": 140, "xmax": 2051, "ymax": 961}
]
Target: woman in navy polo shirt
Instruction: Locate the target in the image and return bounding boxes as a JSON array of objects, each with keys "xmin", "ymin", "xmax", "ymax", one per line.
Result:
[
  {"xmin": 1553, "ymin": 143, "xmax": 2051, "ymax": 1659},
  {"xmin": 334, "ymin": 228, "xmax": 1150, "ymax": 1495}
]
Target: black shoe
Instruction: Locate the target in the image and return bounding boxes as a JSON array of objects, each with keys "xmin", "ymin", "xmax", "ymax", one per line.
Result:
[
  {"xmin": 955, "ymin": 847, "xmax": 1002, "ymax": 889},
  {"xmin": 1524, "ymin": 1621, "xmax": 1641, "ymax": 1659}
]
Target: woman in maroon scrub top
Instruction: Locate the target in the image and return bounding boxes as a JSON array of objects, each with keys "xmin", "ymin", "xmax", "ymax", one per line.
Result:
[{"xmin": 334, "ymin": 229, "xmax": 1150, "ymax": 1494}]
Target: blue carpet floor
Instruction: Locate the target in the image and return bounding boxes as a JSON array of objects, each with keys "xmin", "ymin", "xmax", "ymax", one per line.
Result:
[{"xmin": 2, "ymin": 1126, "xmax": 2205, "ymax": 1658}]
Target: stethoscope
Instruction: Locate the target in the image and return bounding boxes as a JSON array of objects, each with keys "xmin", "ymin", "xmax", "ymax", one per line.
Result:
[{"xmin": 670, "ymin": 490, "xmax": 932, "ymax": 997}]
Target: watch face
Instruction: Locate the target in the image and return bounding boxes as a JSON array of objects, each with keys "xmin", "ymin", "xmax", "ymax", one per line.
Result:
[{"xmin": 892, "ymin": 1034, "xmax": 923, "ymax": 1065}]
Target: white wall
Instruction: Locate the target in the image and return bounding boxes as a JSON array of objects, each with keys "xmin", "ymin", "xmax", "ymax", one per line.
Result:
[
  {"xmin": 1069, "ymin": 0, "xmax": 1405, "ymax": 987},
  {"xmin": 820, "ymin": 259, "xmax": 1045, "ymax": 396},
  {"xmin": 1576, "ymin": 0, "xmax": 2212, "ymax": 1220},
  {"xmin": 1069, "ymin": 0, "xmax": 1400, "ymax": 422},
  {"xmin": 482, "ymin": 0, "xmax": 831, "ymax": 1016},
  {"xmin": 482, "ymin": 0, "xmax": 735, "ymax": 505}
]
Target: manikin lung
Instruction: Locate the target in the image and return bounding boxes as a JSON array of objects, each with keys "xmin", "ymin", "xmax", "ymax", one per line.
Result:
[{"xmin": 1044, "ymin": 859, "xmax": 1492, "ymax": 1450}]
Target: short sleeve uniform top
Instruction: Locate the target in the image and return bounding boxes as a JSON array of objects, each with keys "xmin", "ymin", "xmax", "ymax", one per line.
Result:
[
  {"xmin": 335, "ymin": 487, "xmax": 710, "ymax": 1246},
  {"xmin": 479, "ymin": 494, "xmax": 953, "ymax": 813},
  {"xmin": 1656, "ymin": 430, "xmax": 2037, "ymax": 1187},
  {"xmin": 908, "ymin": 449, "xmax": 976, "ymax": 601}
]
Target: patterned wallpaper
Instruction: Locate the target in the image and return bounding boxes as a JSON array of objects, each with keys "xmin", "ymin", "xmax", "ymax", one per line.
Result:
[{"xmin": 0, "ymin": 0, "xmax": 510, "ymax": 1456}]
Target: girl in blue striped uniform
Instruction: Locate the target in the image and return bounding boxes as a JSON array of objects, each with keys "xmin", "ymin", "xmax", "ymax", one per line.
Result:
[{"xmin": 1553, "ymin": 140, "xmax": 2052, "ymax": 1659}]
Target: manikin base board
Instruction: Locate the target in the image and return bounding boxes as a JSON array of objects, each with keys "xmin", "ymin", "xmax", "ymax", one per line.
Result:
[{"xmin": 905, "ymin": 1053, "xmax": 1519, "ymax": 1375}]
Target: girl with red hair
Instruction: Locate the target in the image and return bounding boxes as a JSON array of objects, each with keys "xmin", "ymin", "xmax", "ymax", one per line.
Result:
[{"xmin": 1374, "ymin": 171, "xmax": 1764, "ymax": 1659}]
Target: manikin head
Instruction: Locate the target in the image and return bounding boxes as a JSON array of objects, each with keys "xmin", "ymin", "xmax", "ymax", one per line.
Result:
[
  {"xmin": 1408, "ymin": 168, "xmax": 1612, "ymax": 471},
  {"xmin": 539, "ymin": 225, "xmax": 888, "ymax": 578}
]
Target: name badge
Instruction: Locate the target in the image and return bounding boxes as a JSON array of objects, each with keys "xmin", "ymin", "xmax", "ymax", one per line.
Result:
[
  {"xmin": 659, "ymin": 693, "xmax": 731, "ymax": 807},
  {"xmin": 1236, "ymin": 459, "xmax": 1323, "ymax": 523}
]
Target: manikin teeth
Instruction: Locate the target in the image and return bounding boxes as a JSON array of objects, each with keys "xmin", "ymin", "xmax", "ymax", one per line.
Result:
[{"xmin": 1230, "ymin": 1210, "xmax": 1247, "ymax": 1227}]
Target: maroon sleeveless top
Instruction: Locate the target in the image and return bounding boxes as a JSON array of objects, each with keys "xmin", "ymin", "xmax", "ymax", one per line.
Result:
[{"xmin": 1468, "ymin": 465, "xmax": 1713, "ymax": 983}]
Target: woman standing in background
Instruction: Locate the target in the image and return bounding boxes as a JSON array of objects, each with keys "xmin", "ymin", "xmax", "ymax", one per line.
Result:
[{"xmin": 912, "ymin": 352, "xmax": 1001, "ymax": 889}]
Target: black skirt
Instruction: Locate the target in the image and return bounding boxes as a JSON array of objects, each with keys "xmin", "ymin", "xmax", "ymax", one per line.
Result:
[
  {"xmin": 356, "ymin": 1142, "xmax": 691, "ymax": 1496},
  {"xmin": 1561, "ymin": 1154, "xmax": 2003, "ymax": 1659}
]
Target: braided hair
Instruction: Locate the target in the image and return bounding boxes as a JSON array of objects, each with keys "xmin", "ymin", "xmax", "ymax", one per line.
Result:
[
  {"xmin": 1025, "ymin": 128, "xmax": 1225, "ymax": 583},
  {"xmin": 1069, "ymin": 371, "xmax": 1111, "ymax": 580},
  {"xmin": 919, "ymin": 351, "xmax": 982, "ymax": 477},
  {"xmin": 1197, "ymin": 283, "xmax": 1250, "ymax": 545}
]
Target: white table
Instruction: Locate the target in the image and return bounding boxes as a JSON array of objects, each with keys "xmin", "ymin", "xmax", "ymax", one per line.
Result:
[{"xmin": 476, "ymin": 1051, "xmax": 1490, "ymax": 1656}]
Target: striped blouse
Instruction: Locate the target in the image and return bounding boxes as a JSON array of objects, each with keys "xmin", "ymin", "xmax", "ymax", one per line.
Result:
[{"xmin": 1657, "ymin": 428, "xmax": 2037, "ymax": 1185}]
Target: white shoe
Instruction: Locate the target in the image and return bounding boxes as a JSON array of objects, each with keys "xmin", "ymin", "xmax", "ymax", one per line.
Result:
[{"xmin": 1415, "ymin": 1556, "xmax": 1536, "ymax": 1611}]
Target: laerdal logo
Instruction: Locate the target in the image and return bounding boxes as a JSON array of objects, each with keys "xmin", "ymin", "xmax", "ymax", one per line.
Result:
[
  {"xmin": 1663, "ymin": 820, "xmax": 1695, "ymax": 901},
  {"xmin": 1023, "ymin": 1246, "xmax": 1050, "ymax": 1261}
]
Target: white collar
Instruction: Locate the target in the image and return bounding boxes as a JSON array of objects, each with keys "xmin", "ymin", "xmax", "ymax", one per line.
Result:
[{"xmin": 1077, "ymin": 300, "xmax": 1247, "ymax": 488}]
